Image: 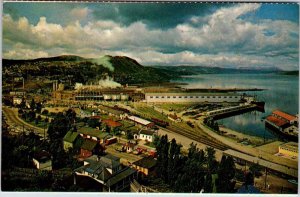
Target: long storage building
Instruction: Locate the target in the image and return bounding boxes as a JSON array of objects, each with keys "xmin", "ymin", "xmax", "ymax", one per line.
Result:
[{"xmin": 144, "ymin": 92, "xmax": 242, "ymax": 103}]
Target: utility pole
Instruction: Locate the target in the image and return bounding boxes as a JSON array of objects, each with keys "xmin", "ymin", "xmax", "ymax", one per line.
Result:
[{"xmin": 264, "ymin": 167, "xmax": 268, "ymax": 190}]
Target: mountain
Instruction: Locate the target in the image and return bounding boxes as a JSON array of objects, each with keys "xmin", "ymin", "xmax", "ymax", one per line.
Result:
[
  {"xmin": 2, "ymin": 55, "xmax": 175, "ymax": 85},
  {"xmin": 152, "ymin": 65, "xmax": 282, "ymax": 75}
]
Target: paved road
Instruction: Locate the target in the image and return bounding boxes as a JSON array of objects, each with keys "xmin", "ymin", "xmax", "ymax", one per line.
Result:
[{"xmin": 2, "ymin": 106, "xmax": 47, "ymax": 138}]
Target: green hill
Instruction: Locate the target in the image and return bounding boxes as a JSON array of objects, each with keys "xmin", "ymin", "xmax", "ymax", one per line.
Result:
[{"xmin": 2, "ymin": 55, "xmax": 175, "ymax": 85}]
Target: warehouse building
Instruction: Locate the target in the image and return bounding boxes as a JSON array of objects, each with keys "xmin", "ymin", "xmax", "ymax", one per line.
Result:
[
  {"xmin": 144, "ymin": 93, "xmax": 242, "ymax": 103},
  {"xmin": 278, "ymin": 142, "xmax": 298, "ymax": 158}
]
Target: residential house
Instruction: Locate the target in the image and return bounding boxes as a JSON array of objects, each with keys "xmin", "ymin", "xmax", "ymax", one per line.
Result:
[
  {"xmin": 132, "ymin": 157, "xmax": 157, "ymax": 176},
  {"xmin": 139, "ymin": 130, "xmax": 156, "ymax": 142},
  {"xmin": 78, "ymin": 127, "xmax": 112, "ymax": 143},
  {"xmin": 74, "ymin": 154, "xmax": 137, "ymax": 192},
  {"xmin": 123, "ymin": 142, "xmax": 136, "ymax": 153},
  {"xmin": 32, "ymin": 150, "xmax": 52, "ymax": 170},
  {"xmin": 80, "ymin": 139, "xmax": 103, "ymax": 158},
  {"xmin": 63, "ymin": 130, "xmax": 81, "ymax": 151}
]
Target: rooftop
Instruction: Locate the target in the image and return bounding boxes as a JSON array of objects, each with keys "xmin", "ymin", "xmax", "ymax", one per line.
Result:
[
  {"xmin": 128, "ymin": 116, "xmax": 151, "ymax": 126},
  {"xmin": 273, "ymin": 110, "xmax": 296, "ymax": 121},
  {"xmin": 78, "ymin": 127, "xmax": 112, "ymax": 139},
  {"xmin": 107, "ymin": 167, "xmax": 136, "ymax": 187},
  {"xmin": 76, "ymin": 155, "xmax": 136, "ymax": 186},
  {"xmin": 132, "ymin": 157, "xmax": 157, "ymax": 169},
  {"xmin": 145, "ymin": 92, "xmax": 239, "ymax": 96},
  {"xmin": 280, "ymin": 142, "xmax": 298, "ymax": 152},
  {"xmin": 81, "ymin": 139, "xmax": 98, "ymax": 151},
  {"xmin": 102, "ymin": 119, "xmax": 122, "ymax": 128},
  {"xmin": 63, "ymin": 130, "xmax": 79, "ymax": 143},
  {"xmin": 33, "ymin": 150, "xmax": 51, "ymax": 163},
  {"xmin": 140, "ymin": 130, "xmax": 155, "ymax": 136},
  {"xmin": 266, "ymin": 115, "xmax": 289, "ymax": 127}
]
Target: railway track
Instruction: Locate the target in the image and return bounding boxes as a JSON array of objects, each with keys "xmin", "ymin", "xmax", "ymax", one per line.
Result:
[{"xmin": 165, "ymin": 124, "xmax": 229, "ymax": 151}]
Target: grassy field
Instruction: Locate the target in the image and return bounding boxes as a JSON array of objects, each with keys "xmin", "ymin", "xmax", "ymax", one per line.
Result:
[{"xmin": 134, "ymin": 104, "xmax": 169, "ymax": 121}]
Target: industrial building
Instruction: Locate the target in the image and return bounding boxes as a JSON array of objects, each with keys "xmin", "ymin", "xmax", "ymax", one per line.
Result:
[
  {"xmin": 278, "ymin": 142, "xmax": 298, "ymax": 158},
  {"xmin": 144, "ymin": 92, "xmax": 242, "ymax": 103}
]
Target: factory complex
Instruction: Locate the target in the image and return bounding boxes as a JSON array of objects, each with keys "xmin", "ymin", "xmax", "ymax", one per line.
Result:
[{"xmin": 51, "ymin": 81, "xmax": 249, "ymax": 104}]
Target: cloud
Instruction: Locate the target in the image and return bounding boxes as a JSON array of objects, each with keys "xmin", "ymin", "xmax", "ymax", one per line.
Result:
[
  {"xmin": 2, "ymin": 3, "xmax": 299, "ymax": 70},
  {"xmin": 70, "ymin": 7, "xmax": 91, "ymax": 20}
]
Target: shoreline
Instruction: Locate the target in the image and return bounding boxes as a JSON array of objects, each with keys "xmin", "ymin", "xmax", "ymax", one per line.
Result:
[{"xmin": 219, "ymin": 125, "xmax": 271, "ymax": 146}]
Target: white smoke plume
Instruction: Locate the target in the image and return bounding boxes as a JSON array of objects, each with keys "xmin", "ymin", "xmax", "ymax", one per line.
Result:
[
  {"xmin": 97, "ymin": 77, "xmax": 121, "ymax": 88},
  {"xmin": 91, "ymin": 55, "xmax": 114, "ymax": 72},
  {"xmin": 76, "ymin": 76, "xmax": 121, "ymax": 90}
]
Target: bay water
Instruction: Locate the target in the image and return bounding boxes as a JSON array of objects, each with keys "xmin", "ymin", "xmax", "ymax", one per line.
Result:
[{"xmin": 173, "ymin": 73, "xmax": 299, "ymax": 139}]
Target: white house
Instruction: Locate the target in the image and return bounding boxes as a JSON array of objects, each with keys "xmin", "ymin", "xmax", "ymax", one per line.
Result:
[{"xmin": 138, "ymin": 130, "xmax": 156, "ymax": 142}]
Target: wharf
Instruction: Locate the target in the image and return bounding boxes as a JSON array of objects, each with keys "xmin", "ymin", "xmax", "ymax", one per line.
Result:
[{"xmin": 201, "ymin": 103, "xmax": 258, "ymax": 120}]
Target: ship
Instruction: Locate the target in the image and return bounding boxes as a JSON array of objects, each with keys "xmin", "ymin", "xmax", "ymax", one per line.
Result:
[{"xmin": 264, "ymin": 110, "xmax": 298, "ymax": 142}]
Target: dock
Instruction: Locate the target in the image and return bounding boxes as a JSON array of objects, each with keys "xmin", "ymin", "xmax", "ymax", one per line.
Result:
[{"xmin": 201, "ymin": 103, "xmax": 259, "ymax": 120}]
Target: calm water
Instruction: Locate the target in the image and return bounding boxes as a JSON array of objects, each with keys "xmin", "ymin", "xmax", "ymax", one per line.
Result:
[{"xmin": 173, "ymin": 73, "xmax": 299, "ymax": 139}]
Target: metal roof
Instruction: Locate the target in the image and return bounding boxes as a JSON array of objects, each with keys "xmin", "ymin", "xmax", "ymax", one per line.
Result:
[
  {"xmin": 106, "ymin": 167, "xmax": 136, "ymax": 187},
  {"xmin": 63, "ymin": 130, "xmax": 79, "ymax": 143},
  {"xmin": 128, "ymin": 116, "xmax": 151, "ymax": 126},
  {"xmin": 132, "ymin": 157, "xmax": 157, "ymax": 169},
  {"xmin": 78, "ymin": 127, "xmax": 112, "ymax": 139},
  {"xmin": 81, "ymin": 139, "xmax": 98, "ymax": 151},
  {"xmin": 273, "ymin": 110, "xmax": 296, "ymax": 121}
]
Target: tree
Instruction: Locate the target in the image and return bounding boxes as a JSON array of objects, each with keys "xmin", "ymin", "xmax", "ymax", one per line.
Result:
[
  {"xmin": 30, "ymin": 99, "xmax": 36, "ymax": 111},
  {"xmin": 167, "ymin": 139, "xmax": 182, "ymax": 186},
  {"xmin": 42, "ymin": 109, "xmax": 49, "ymax": 115},
  {"xmin": 216, "ymin": 155, "xmax": 236, "ymax": 193},
  {"xmin": 206, "ymin": 147, "xmax": 217, "ymax": 173},
  {"xmin": 249, "ymin": 163, "xmax": 263, "ymax": 178},
  {"xmin": 126, "ymin": 131, "xmax": 134, "ymax": 140},
  {"xmin": 36, "ymin": 102, "xmax": 42, "ymax": 113},
  {"xmin": 204, "ymin": 172, "xmax": 213, "ymax": 193},
  {"xmin": 174, "ymin": 143, "xmax": 206, "ymax": 192},
  {"xmin": 87, "ymin": 118, "xmax": 100, "ymax": 128},
  {"xmin": 156, "ymin": 135, "xmax": 169, "ymax": 182},
  {"xmin": 47, "ymin": 111, "xmax": 75, "ymax": 169}
]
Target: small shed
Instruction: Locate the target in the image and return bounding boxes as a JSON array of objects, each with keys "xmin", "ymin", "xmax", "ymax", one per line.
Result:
[
  {"xmin": 132, "ymin": 157, "xmax": 157, "ymax": 176},
  {"xmin": 32, "ymin": 150, "xmax": 52, "ymax": 170},
  {"xmin": 63, "ymin": 130, "xmax": 80, "ymax": 151}
]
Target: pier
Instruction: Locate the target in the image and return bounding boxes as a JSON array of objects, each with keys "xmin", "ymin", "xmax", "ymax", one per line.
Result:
[{"xmin": 201, "ymin": 103, "xmax": 260, "ymax": 120}]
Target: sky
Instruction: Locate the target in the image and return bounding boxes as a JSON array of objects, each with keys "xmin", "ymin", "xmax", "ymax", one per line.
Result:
[{"xmin": 2, "ymin": 2, "xmax": 299, "ymax": 70}]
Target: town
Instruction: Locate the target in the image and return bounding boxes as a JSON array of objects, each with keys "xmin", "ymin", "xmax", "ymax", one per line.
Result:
[
  {"xmin": 2, "ymin": 2, "xmax": 299, "ymax": 194},
  {"xmin": 2, "ymin": 73, "xmax": 298, "ymax": 193}
]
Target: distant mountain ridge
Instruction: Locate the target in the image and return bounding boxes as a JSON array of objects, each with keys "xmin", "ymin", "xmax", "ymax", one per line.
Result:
[{"xmin": 3, "ymin": 55, "xmax": 296, "ymax": 86}]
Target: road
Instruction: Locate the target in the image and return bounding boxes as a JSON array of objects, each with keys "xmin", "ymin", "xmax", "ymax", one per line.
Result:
[{"xmin": 2, "ymin": 106, "xmax": 47, "ymax": 138}]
